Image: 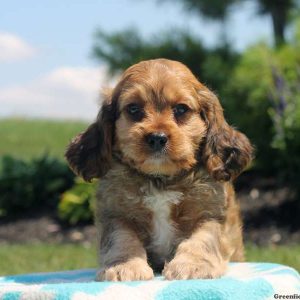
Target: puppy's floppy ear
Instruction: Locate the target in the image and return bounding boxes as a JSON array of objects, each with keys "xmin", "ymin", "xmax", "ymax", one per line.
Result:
[
  {"xmin": 65, "ymin": 93, "xmax": 115, "ymax": 181},
  {"xmin": 199, "ymin": 88, "xmax": 254, "ymax": 181}
]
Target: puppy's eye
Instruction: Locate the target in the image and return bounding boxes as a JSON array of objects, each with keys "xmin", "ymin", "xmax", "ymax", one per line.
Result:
[
  {"xmin": 127, "ymin": 103, "xmax": 140, "ymax": 114},
  {"xmin": 173, "ymin": 104, "xmax": 189, "ymax": 118},
  {"xmin": 126, "ymin": 103, "xmax": 144, "ymax": 121}
]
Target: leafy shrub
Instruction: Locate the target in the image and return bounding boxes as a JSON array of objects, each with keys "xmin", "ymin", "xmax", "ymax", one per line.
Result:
[
  {"xmin": 58, "ymin": 178, "xmax": 97, "ymax": 225},
  {"xmin": 223, "ymin": 44, "xmax": 276, "ymax": 173},
  {"xmin": 224, "ymin": 22, "xmax": 300, "ymax": 195},
  {"xmin": 0, "ymin": 154, "xmax": 75, "ymax": 217},
  {"xmin": 268, "ymin": 44, "xmax": 300, "ymax": 195}
]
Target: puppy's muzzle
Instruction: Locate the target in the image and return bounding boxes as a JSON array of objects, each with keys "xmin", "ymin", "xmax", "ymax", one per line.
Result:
[{"xmin": 146, "ymin": 132, "xmax": 168, "ymax": 152}]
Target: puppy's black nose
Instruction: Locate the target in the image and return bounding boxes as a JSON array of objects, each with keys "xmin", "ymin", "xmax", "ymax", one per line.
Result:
[{"xmin": 146, "ymin": 133, "xmax": 168, "ymax": 152}]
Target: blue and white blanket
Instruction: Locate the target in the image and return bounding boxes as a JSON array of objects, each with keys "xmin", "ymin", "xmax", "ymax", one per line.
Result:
[{"xmin": 0, "ymin": 263, "xmax": 299, "ymax": 300}]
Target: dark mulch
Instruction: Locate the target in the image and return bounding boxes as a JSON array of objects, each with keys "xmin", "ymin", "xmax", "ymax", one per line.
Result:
[
  {"xmin": 0, "ymin": 173, "xmax": 299, "ymax": 246},
  {"xmin": 237, "ymin": 172, "xmax": 300, "ymax": 245},
  {"xmin": 0, "ymin": 210, "xmax": 96, "ymax": 245}
]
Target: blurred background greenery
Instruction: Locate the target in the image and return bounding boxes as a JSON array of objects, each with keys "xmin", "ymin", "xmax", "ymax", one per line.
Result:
[{"xmin": 1, "ymin": 0, "xmax": 300, "ymax": 275}]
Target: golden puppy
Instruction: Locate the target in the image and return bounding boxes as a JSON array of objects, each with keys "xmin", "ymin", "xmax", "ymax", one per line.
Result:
[{"xmin": 66, "ymin": 59, "xmax": 253, "ymax": 281}]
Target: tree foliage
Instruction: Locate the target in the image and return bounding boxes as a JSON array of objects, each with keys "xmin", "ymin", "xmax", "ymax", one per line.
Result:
[
  {"xmin": 93, "ymin": 28, "xmax": 238, "ymax": 93},
  {"xmin": 157, "ymin": 0, "xmax": 300, "ymax": 46},
  {"xmin": 256, "ymin": 0, "xmax": 299, "ymax": 46},
  {"xmin": 160, "ymin": 0, "xmax": 239, "ymax": 20}
]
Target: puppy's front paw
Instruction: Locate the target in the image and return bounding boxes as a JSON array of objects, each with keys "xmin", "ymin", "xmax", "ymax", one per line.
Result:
[
  {"xmin": 163, "ymin": 256, "xmax": 226, "ymax": 280},
  {"xmin": 96, "ymin": 258, "xmax": 154, "ymax": 282}
]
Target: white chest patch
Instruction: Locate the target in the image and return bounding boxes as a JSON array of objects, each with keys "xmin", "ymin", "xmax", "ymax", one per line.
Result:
[{"xmin": 141, "ymin": 184, "xmax": 183, "ymax": 258}]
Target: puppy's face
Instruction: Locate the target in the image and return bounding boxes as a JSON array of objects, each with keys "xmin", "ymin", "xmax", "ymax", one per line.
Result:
[
  {"xmin": 114, "ymin": 61, "xmax": 207, "ymax": 176},
  {"xmin": 66, "ymin": 59, "xmax": 253, "ymax": 181}
]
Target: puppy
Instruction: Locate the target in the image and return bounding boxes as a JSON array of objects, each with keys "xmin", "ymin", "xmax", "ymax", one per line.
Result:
[{"xmin": 65, "ymin": 59, "xmax": 253, "ymax": 281}]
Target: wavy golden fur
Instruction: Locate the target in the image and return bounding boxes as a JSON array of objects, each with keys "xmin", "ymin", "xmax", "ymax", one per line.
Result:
[{"xmin": 66, "ymin": 59, "xmax": 253, "ymax": 281}]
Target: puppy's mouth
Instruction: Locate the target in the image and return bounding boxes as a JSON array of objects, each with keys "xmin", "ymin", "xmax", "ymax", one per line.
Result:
[
  {"xmin": 149, "ymin": 150, "xmax": 168, "ymax": 159},
  {"xmin": 115, "ymin": 144, "xmax": 196, "ymax": 177},
  {"xmin": 144, "ymin": 154, "xmax": 168, "ymax": 165},
  {"xmin": 136, "ymin": 152, "xmax": 195, "ymax": 177}
]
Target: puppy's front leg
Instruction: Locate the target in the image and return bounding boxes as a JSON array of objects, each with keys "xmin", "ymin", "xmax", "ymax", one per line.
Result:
[
  {"xmin": 96, "ymin": 220, "xmax": 154, "ymax": 281},
  {"xmin": 163, "ymin": 221, "xmax": 230, "ymax": 280}
]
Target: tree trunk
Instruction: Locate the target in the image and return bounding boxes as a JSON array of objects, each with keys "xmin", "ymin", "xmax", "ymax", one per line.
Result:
[{"xmin": 270, "ymin": 5, "xmax": 287, "ymax": 47}]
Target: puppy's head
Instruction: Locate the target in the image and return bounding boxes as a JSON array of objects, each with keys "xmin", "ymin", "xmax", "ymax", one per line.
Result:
[{"xmin": 66, "ymin": 59, "xmax": 253, "ymax": 181}]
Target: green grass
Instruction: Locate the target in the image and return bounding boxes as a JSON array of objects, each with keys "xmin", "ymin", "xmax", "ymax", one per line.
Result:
[
  {"xmin": 0, "ymin": 243, "xmax": 299, "ymax": 276},
  {"xmin": 0, "ymin": 243, "xmax": 97, "ymax": 276},
  {"xmin": 246, "ymin": 243, "xmax": 300, "ymax": 271},
  {"xmin": 0, "ymin": 118, "xmax": 87, "ymax": 160}
]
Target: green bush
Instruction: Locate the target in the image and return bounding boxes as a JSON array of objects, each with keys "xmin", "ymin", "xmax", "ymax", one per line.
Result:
[
  {"xmin": 58, "ymin": 178, "xmax": 97, "ymax": 225},
  {"xmin": 224, "ymin": 22, "xmax": 300, "ymax": 194},
  {"xmin": 0, "ymin": 154, "xmax": 75, "ymax": 217},
  {"xmin": 223, "ymin": 44, "xmax": 276, "ymax": 173}
]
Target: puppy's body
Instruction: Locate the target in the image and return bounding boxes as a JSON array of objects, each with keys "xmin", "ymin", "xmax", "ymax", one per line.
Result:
[
  {"xmin": 66, "ymin": 59, "xmax": 253, "ymax": 281},
  {"xmin": 96, "ymin": 160, "xmax": 244, "ymax": 278}
]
